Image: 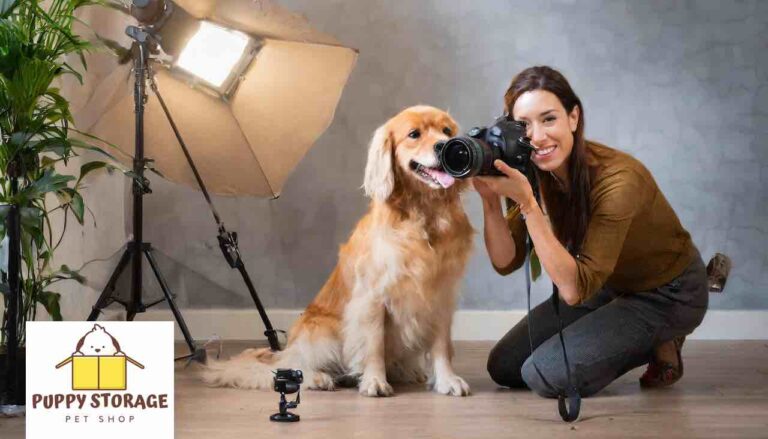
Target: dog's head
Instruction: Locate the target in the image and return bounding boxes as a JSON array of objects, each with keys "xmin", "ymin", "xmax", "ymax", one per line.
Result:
[{"xmin": 363, "ymin": 105, "xmax": 466, "ymax": 203}]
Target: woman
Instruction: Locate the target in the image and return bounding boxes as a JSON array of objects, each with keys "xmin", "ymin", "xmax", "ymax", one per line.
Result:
[{"xmin": 477, "ymin": 66, "xmax": 708, "ymax": 397}]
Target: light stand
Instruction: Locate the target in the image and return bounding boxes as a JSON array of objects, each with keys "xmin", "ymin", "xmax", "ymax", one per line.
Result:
[
  {"xmin": 87, "ymin": 23, "xmax": 283, "ymax": 356},
  {"xmin": 87, "ymin": 26, "xmax": 205, "ymax": 363}
]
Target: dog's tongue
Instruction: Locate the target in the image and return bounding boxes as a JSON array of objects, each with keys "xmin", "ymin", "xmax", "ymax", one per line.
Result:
[{"xmin": 425, "ymin": 167, "xmax": 456, "ymax": 189}]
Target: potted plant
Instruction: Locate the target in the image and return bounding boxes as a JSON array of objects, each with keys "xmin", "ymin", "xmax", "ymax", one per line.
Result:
[{"xmin": 0, "ymin": 0, "xmax": 119, "ymax": 407}]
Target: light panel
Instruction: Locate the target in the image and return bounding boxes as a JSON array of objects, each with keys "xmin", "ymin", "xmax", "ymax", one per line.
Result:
[{"xmin": 175, "ymin": 21, "xmax": 250, "ymax": 89}]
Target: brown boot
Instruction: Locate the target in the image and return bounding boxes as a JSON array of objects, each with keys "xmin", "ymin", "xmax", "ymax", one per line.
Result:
[{"xmin": 639, "ymin": 336, "xmax": 685, "ymax": 388}]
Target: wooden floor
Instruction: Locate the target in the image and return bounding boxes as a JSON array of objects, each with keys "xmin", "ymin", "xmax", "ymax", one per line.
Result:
[{"xmin": 4, "ymin": 340, "xmax": 768, "ymax": 438}]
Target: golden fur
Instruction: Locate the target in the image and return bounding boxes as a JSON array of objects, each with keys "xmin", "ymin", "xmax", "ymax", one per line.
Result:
[{"xmin": 202, "ymin": 105, "xmax": 474, "ymax": 396}]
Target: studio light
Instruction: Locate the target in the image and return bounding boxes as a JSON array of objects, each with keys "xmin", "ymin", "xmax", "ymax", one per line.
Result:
[
  {"xmin": 127, "ymin": 0, "xmax": 258, "ymax": 95},
  {"xmin": 72, "ymin": 0, "xmax": 358, "ymax": 197},
  {"xmin": 174, "ymin": 21, "xmax": 253, "ymax": 93},
  {"xmin": 64, "ymin": 0, "xmax": 358, "ymax": 356}
]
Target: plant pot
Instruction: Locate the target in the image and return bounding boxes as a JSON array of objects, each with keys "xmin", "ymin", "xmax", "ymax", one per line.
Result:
[{"xmin": 0, "ymin": 347, "xmax": 26, "ymax": 406}]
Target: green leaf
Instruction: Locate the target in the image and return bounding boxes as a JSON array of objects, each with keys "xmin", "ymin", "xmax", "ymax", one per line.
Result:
[
  {"xmin": 20, "ymin": 206, "xmax": 43, "ymax": 229},
  {"xmin": 77, "ymin": 160, "xmax": 109, "ymax": 184},
  {"xmin": 40, "ymin": 138, "xmax": 72, "ymax": 157},
  {"xmin": 0, "ymin": 206, "xmax": 43, "ymax": 251},
  {"xmin": 15, "ymin": 169, "xmax": 75, "ymax": 203},
  {"xmin": 67, "ymin": 131, "xmax": 125, "ymax": 162},
  {"xmin": 71, "ymin": 191, "xmax": 84, "ymax": 224},
  {"xmin": 40, "ymin": 155, "xmax": 58, "ymax": 169},
  {"xmin": 37, "ymin": 291, "xmax": 63, "ymax": 321},
  {"xmin": 55, "ymin": 187, "xmax": 74, "ymax": 205},
  {"xmin": 20, "ymin": 226, "xmax": 36, "ymax": 268},
  {"xmin": 59, "ymin": 264, "xmax": 85, "ymax": 284},
  {"xmin": 530, "ymin": 247, "xmax": 542, "ymax": 282},
  {"xmin": 9, "ymin": 131, "xmax": 34, "ymax": 148},
  {"xmin": 60, "ymin": 61, "xmax": 83, "ymax": 84}
]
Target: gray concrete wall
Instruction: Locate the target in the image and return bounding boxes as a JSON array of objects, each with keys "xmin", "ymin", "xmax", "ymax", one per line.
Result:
[{"xmin": 54, "ymin": 0, "xmax": 767, "ymax": 320}]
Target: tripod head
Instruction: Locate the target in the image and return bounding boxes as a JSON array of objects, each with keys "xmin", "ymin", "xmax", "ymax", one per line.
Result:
[{"xmin": 126, "ymin": 25, "xmax": 153, "ymax": 44}]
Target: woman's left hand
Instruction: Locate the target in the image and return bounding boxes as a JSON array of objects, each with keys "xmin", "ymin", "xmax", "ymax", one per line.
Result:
[{"xmin": 475, "ymin": 160, "xmax": 536, "ymax": 208}]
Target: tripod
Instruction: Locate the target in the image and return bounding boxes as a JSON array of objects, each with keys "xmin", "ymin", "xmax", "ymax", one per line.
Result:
[
  {"xmin": 87, "ymin": 27, "xmax": 203, "ymax": 362},
  {"xmin": 270, "ymin": 390, "xmax": 301, "ymax": 422},
  {"xmin": 87, "ymin": 25, "xmax": 282, "ymax": 359}
]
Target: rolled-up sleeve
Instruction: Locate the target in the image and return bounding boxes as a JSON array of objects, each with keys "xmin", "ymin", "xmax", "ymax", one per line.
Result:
[
  {"xmin": 575, "ymin": 171, "xmax": 643, "ymax": 302},
  {"xmin": 492, "ymin": 203, "xmax": 528, "ymax": 275}
]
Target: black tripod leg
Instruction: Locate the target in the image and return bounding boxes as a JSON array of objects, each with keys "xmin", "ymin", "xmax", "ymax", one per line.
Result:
[
  {"xmin": 150, "ymin": 74, "xmax": 284, "ymax": 352},
  {"xmin": 142, "ymin": 248, "xmax": 198, "ymax": 356},
  {"xmin": 88, "ymin": 248, "xmax": 132, "ymax": 321},
  {"xmin": 236, "ymin": 263, "xmax": 281, "ymax": 351}
]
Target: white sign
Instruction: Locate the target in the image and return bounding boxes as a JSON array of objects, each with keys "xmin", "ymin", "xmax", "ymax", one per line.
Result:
[{"xmin": 26, "ymin": 322, "xmax": 174, "ymax": 439}]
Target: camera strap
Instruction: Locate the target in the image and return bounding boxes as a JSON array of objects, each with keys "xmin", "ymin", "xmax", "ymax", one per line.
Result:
[{"xmin": 524, "ymin": 233, "xmax": 581, "ymax": 422}]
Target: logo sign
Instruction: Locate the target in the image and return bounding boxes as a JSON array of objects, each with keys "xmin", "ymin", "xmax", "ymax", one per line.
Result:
[{"xmin": 26, "ymin": 322, "xmax": 174, "ymax": 439}]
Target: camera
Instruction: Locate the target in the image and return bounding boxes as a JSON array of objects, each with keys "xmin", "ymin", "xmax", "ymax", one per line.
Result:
[
  {"xmin": 273, "ymin": 368, "xmax": 303, "ymax": 394},
  {"xmin": 271, "ymin": 368, "xmax": 303, "ymax": 422},
  {"xmin": 435, "ymin": 116, "xmax": 534, "ymax": 178}
]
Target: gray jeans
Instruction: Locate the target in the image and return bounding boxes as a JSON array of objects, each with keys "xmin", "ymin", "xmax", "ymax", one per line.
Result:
[{"xmin": 486, "ymin": 248, "xmax": 709, "ymax": 398}]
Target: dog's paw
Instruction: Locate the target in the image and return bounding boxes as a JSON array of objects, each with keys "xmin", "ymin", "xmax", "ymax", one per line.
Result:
[
  {"xmin": 359, "ymin": 375, "xmax": 394, "ymax": 397},
  {"xmin": 431, "ymin": 373, "xmax": 471, "ymax": 396},
  {"xmin": 305, "ymin": 371, "xmax": 335, "ymax": 391}
]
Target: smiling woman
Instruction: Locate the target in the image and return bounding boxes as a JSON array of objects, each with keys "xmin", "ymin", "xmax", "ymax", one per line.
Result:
[
  {"xmin": 512, "ymin": 90, "xmax": 579, "ymax": 179},
  {"xmin": 475, "ymin": 66, "xmax": 709, "ymax": 399}
]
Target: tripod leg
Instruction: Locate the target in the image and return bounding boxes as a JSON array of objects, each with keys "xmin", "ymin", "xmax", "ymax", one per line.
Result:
[
  {"xmin": 143, "ymin": 248, "xmax": 197, "ymax": 354},
  {"xmin": 236, "ymin": 263, "xmax": 281, "ymax": 351},
  {"xmin": 88, "ymin": 248, "xmax": 132, "ymax": 321}
]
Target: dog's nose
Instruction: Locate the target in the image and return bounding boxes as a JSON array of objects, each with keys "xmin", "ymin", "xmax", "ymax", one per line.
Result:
[{"xmin": 95, "ymin": 348, "xmax": 101, "ymax": 353}]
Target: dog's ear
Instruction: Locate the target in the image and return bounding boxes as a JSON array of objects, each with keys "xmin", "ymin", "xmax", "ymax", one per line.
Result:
[{"xmin": 363, "ymin": 124, "xmax": 395, "ymax": 202}]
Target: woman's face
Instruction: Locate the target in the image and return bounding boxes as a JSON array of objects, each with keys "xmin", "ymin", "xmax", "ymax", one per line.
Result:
[{"xmin": 511, "ymin": 90, "xmax": 579, "ymax": 177}]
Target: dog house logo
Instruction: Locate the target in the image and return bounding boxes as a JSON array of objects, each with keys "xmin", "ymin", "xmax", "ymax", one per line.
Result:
[{"xmin": 55, "ymin": 324, "xmax": 144, "ymax": 391}]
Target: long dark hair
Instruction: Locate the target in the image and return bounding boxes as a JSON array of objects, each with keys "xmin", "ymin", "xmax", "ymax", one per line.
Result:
[{"xmin": 504, "ymin": 66, "xmax": 592, "ymax": 253}]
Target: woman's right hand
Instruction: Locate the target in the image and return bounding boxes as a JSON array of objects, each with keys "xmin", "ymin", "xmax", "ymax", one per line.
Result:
[{"xmin": 471, "ymin": 178, "xmax": 517, "ymax": 273}]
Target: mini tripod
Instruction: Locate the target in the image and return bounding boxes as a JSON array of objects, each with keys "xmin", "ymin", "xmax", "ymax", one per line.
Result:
[{"xmin": 270, "ymin": 389, "xmax": 301, "ymax": 422}]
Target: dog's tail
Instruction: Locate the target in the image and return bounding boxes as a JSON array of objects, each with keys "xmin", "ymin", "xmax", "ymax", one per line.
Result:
[
  {"xmin": 201, "ymin": 303, "xmax": 345, "ymax": 390},
  {"xmin": 201, "ymin": 345, "xmax": 290, "ymax": 390}
]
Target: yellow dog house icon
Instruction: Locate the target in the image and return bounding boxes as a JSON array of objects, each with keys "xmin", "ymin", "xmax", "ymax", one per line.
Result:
[{"xmin": 55, "ymin": 324, "xmax": 144, "ymax": 391}]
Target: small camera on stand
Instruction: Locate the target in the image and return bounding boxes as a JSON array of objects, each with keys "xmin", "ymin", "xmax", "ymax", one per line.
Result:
[{"xmin": 270, "ymin": 368, "xmax": 303, "ymax": 422}]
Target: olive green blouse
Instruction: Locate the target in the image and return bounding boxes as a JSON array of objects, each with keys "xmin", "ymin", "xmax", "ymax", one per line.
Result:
[{"xmin": 494, "ymin": 141, "xmax": 695, "ymax": 303}]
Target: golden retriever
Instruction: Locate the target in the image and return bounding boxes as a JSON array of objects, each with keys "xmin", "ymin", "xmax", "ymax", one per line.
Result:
[{"xmin": 202, "ymin": 105, "xmax": 474, "ymax": 396}]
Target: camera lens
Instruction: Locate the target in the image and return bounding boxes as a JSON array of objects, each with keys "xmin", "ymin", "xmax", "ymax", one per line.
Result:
[
  {"xmin": 440, "ymin": 137, "xmax": 494, "ymax": 178},
  {"xmin": 444, "ymin": 142, "xmax": 471, "ymax": 175}
]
